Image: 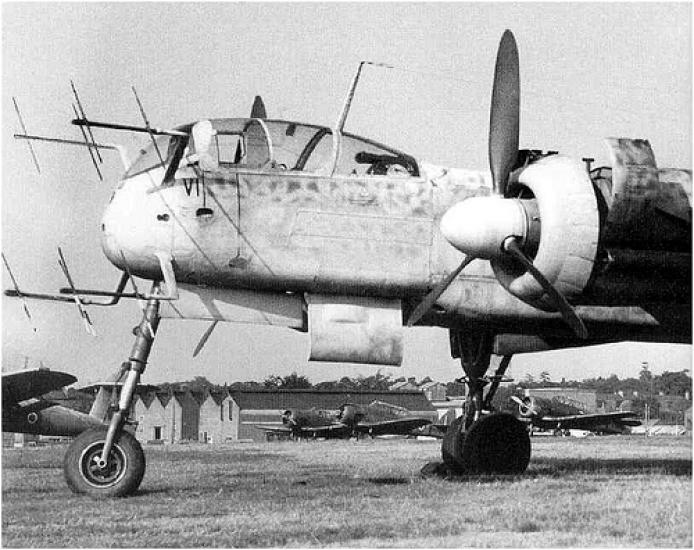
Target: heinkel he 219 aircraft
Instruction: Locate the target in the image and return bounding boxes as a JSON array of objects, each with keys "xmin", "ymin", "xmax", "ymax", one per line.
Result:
[{"xmin": 5, "ymin": 30, "xmax": 691, "ymax": 496}]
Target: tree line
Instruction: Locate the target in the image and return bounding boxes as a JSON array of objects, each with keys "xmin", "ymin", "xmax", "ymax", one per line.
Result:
[{"xmin": 155, "ymin": 364, "xmax": 690, "ymax": 401}]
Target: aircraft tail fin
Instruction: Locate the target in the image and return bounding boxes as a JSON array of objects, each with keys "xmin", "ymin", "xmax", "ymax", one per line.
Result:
[
  {"xmin": 87, "ymin": 362, "xmax": 129, "ymax": 422},
  {"xmin": 88, "ymin": 386, "xmax": 112, "ymax": 422},
  {"xmin": 251, "ymin": 96, "xmax": 267, "ymax": 119}
]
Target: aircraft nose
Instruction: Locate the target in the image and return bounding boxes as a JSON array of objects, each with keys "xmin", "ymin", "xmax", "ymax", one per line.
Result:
[{"xmin": 100, "ymin": 176, "xmax": 172, "ymax": 278}]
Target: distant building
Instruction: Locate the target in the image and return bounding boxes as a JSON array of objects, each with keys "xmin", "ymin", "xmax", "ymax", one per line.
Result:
[
  {"xmin": 419, "ymin": 381, "xmax": 447, "ymax": 402},
  {"xmin": 198, "ymin": 390, "xmax": 233, "ymax": 444},
  {"xmin": 654, "ymin": 394, "xmax": 691, "ymax": 425},
  {"xmin": 133, "ymin": 390, "xmax": 202, "ymax": 443},
  {"xmin": 596, "ymin": 392, "xmax": 619, "ymax": 413}
]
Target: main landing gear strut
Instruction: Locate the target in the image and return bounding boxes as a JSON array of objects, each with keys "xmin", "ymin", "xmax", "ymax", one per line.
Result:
[
  {"xmin": 63, "ymin": 283, "xmax": 162, "ymax": 497},
  {"xmin": 441, "ymin": 329, "xmax": 530, "ymax": 475}
]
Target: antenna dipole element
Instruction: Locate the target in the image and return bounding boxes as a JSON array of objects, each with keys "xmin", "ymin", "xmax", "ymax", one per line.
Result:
[
  {"xmin": 131, "ymin": 86, "xmax": 164, "ymax": 165},
  {"xmin": 70, "ymin": 80, "xmax": 103, "ymax": 163},
  {"xmin": 1, "ymin": 252, "xmax": 37, "ymax": 332},
  {"xmin": 12, "ymin": 97, "xmax": 41, "ymax": 174},
  {"xmin": 72, "ymin": 104, "xmax": 104, "ymax": 181}
]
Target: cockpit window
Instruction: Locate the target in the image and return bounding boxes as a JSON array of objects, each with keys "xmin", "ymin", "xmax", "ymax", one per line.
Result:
[
  {"xmin": 209, "ymin": 119, "xmax": 419, "ymax": 176},
  {"xmin": 214, "ymin": 134, "xmax": 243, "ymax": 165},
  {"xmin": 124, "ymin": 119, "xmax": 419, "ymax": 181},
  {"xmin": 124, "ymin": 135, "xmax": 176, "ymax": 179}
]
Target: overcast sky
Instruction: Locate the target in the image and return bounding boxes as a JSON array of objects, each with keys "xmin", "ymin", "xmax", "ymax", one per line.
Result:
[{"xmin": 2, "ymin": 2, "xmax": 691, "ymax": 386}]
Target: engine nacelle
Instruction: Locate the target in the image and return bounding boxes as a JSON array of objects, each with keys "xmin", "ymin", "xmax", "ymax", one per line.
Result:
[{"xmin": 492, "ymin": 155, "xmax": 600, "ymax": 311}]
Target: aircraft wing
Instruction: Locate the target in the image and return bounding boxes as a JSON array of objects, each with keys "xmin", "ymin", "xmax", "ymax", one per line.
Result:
[
  {"xmin": 254, "ymin": 425, "xmax": 292, "ymax": 434},
  {"xmin": 533, "ymin": 411, "xmax": 641, "ymax": 431},
  {"xmin": 254, "ymin": 423, "xmax": 352, "ymax": 438},
  {"xmin": 415, "ymin": 423, "xmax": 449, "ymax": 438},
  {"xmin": 2, "ymin": 369, "xmax": 77, "ymax": 405},
  {"xmin": 355, "ymin": 417, "xmax": 432, "ymax": 436},
  {"xmin": 299, "ymin": 423, "xmax": 352, "ymax": 438}
]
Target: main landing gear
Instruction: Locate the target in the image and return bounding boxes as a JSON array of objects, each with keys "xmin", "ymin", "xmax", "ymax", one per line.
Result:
[
  {"xmin": 441, "ymin": 329, "xmax": 530, "ymax": 475},
  {"xmin": 63, "ymin": 284, "xmax": 162, "ymax": 497}
]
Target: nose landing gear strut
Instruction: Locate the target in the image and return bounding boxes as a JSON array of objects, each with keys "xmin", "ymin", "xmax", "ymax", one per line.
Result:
[
  {"xmin": 63, "ymin": 283, "xmax": 161, "ymax": 497},
  {"xmin": 441, "ymin": 329, "xmax": 530, "ymax": 475}
]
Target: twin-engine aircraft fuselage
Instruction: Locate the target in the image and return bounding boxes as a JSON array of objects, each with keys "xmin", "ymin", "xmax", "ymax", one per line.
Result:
[{"xmin": 102, "ymin": 117, "xmax": 690, "ymax": 356}]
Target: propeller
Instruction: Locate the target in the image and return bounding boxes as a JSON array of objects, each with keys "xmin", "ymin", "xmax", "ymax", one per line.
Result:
[
  {"xmin": 408, "ymin": 30, "xmax": 520, "ymax": 327},
  {"xmin": 510, "ymin": 395, "xmax": 537, "ymax": 417},
  {"xmin": 502, "ymin": 238, "xmax": 587, "ymax": 338},
  {"xmin": 416, "ymin": 29, "xmax": 588, "ymax": 339}
]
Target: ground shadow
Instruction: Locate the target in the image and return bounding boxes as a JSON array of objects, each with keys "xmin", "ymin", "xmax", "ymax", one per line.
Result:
[
  {"xmin": 531, "ymin": 456, "xmax": 691, "ymax": 477},
  {"xmin": 368, "ymin": 476, "xmax": 411, "ymax": 485},
  {"xmin": 420, "ymin": 456, "xmax": 692, "ymax": 482}
]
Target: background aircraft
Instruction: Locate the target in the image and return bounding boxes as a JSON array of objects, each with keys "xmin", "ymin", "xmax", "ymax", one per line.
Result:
[
  {"xmin": 2, "ymin": 368, "xmax": 105, "ymax": 436},
  {"xmin": 256, "ymin": 400, "xmax": 433, "ymax": 439},
  {"xmin": 511, "ymin": 395, "xmax": 641, "ymax": 435},
  {"xmin": 3, "ymin": 17, "xmax": 690, "ymax": 497}
]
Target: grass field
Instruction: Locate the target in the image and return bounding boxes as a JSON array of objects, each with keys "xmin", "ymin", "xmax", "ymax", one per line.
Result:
[{"xmin": 2, "ymin": 435, "xmax": 691, "ymax": 547}]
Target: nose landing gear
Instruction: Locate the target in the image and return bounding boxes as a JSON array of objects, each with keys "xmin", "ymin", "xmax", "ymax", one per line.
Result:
[
  {"xmin": 441, "ymin": 330, "xmax": 531, "ymax": 475},
  {"xmin": 63, "ymin": 283, "xmax": 161, "ymax": 497}
]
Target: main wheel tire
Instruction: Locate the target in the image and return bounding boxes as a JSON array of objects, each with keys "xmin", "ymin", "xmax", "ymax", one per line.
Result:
[
  {"xmin": 63, "ymin": 428, "xmax": 145, "ymax": 497},
  {"xmin": 441, "ymin": 416, "xmax": 467, "ymax": 473},
  {"xmin": 462, "ymin": 413, "xmax": 531, "ymax": 474},
  {"xmin": 441, "ymin": 413, "xmax": 531, "ymax": 475}
]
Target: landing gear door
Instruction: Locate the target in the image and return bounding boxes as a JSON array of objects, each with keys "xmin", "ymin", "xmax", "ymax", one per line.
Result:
[{"xmin": 305, "ymin": 294, "xmax": 404, "ymax": 366}]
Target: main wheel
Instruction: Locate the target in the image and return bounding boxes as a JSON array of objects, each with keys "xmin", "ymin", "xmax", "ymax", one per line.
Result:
[
  {"xmin": 63, "ymin": 428, "xmax": 145, "ymax": 497},
  {"xmin": 441, "ymin": 413, "xmax": 531, "ymax": 475},
  {"xmin": 441, "ymin": 415, "xmax": 467, "ymax": 473}
]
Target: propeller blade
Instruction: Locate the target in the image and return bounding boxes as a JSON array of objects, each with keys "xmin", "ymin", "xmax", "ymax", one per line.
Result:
[
  {"xmin": 251, "ymin": 96, "xmax": 267, "ymax": 119},
  {"xmin": 406, "ymin": 255, "xmax": 475, "ymax": 327},
  {"xmin": 489, "ymin": 29, "xmax": 520, "ymax": 196},
  {"xmin": 503, "ymin": 237, "xmax": 588, "ymax": 339},
  {"xmin": 193, "ymin": 320, "xmax": 218, "ymax": 358}
]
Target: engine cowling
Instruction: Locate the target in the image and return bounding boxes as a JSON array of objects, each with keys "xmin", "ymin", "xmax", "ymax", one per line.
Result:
[
  {"xmin": 441, "ymin": 155, "xmax": 600, "ymax": 314},
  {"xmin": 492, "ymin": 155, "xmax": 600, "ymax": 311}
]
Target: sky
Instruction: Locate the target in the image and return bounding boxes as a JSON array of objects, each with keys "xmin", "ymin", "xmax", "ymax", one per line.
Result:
[{"xmin": 1, "ymin": 2, "xmax": 691, "ymax": 387}]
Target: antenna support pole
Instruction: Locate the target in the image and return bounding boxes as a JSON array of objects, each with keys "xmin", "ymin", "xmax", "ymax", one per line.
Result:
[{"xmin": 329, "ymin": 61, "xmax": 366, "ymax": 176}]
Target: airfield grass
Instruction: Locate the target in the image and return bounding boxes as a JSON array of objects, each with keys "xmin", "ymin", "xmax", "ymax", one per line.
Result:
[{"xmin": 1, "ymin": 435, "xmax": 691, "ymax": 547}]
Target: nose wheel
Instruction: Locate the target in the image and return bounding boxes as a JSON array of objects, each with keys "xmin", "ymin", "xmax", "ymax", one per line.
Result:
[{"xmin": 64, "ymin": 428, "xmax": 145, "ymax": 497}]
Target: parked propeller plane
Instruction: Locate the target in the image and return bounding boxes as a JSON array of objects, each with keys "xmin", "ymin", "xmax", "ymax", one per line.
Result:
[
  {"xmin": 510, "ymin": 395, "xmax": 641, "ymax": 435},
  {"xmin": 2, "ymin": 368, "xmax": 105, "ymax": 437},
  {"xmin": 2, "ymin": 364, "xmax": 157, "ymax": 439},
  {"xmin": 255, "ymin": 400, "xmax": 434, "ymax": 439},
  {"xmin": 5, "ymin": 29, "xmax": 691, "ymax": 496}
]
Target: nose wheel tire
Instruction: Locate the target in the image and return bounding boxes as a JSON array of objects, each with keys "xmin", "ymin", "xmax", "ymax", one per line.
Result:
[
  {"xmin": 63, "ymin": 428, "xmax": 145, "ymax": 497},
  {"xmin": 442, "ymin": 413, "xmax": 530, "ymax": 475}
]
